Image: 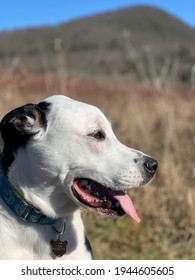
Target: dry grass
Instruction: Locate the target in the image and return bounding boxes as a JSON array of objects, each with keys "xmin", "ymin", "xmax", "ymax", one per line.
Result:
[{"xmin": 0, "ymin": 67, "xmax": 195, "ymax": 259}]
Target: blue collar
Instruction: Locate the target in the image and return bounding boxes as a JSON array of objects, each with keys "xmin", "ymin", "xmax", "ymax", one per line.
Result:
[{"xmin": 0, "ymin": 161, "xmax": 57, "ymax": 225}]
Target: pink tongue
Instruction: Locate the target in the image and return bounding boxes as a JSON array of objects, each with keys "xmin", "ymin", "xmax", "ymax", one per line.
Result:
[{"xmin": 114, "ymin": 194, "xmax": 141, "ymax": 223}]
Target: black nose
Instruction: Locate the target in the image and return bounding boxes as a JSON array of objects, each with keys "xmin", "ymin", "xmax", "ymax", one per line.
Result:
[{"xmin": 143, "ymin": 157, "xmax": 158, "ymax": 174}]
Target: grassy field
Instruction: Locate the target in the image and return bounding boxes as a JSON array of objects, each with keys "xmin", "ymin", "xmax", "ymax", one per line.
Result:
[{"xmin": 0, "ymin": 68, "xmax": 195, "ymax": 259}]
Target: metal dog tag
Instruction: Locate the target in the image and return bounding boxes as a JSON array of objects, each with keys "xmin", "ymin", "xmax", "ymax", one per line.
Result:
[{"xmin": 50, "ymin": 237, "xmax": 68, "ymax": 257}]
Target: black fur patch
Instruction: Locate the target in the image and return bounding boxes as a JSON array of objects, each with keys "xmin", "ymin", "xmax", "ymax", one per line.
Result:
[{"xmin": 85, "ymin": 236, "xmax": 93, "ymax": 259}]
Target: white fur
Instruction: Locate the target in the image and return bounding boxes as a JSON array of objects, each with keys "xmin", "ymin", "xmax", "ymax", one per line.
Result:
[{"xmin": 0, "ymin": 95, "xmax": 154, "ymax": 259}]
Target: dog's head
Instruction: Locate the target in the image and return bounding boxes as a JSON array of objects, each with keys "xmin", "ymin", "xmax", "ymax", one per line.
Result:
[{"xmin": 0, "ymin": 95, "xmax": 157, "ymax": 222}]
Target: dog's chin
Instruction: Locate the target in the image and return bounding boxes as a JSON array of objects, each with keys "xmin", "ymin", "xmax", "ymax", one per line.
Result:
[{"xmin": 71, "ymin": 178, "xmax": 141, "ymax": 222}]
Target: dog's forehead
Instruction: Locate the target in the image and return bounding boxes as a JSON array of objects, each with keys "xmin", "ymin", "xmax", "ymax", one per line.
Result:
[{"xmin": 43, "ymin": 95, "xmax": 109, "ymax": 128}]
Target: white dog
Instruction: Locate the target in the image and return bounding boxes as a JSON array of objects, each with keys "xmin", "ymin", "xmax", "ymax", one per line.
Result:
[{"xmin": 0, "ymin": 95, "xmax": 157, "ymax": 259}]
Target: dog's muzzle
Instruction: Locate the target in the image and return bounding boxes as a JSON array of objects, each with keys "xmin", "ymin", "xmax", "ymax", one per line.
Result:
[{"xmin": 71, "ymin": 156, "xmax": 158, "ymax": 224}]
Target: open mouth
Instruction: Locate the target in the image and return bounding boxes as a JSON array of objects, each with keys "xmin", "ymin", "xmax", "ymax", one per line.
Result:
[{"xmin": 72, "ymin": 179, "xmax": 140, "ymax": 223}]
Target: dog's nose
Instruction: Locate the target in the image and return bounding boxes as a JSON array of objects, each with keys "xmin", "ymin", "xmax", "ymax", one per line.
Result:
[{"xmin": 143, "ymin": 157, "xmax": 158, "ymax": 174}]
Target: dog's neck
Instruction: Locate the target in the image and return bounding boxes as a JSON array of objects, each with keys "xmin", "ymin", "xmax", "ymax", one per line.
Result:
[{"xmin": 0, "ymin": 160, "xmax": 57, "ymax": 225}]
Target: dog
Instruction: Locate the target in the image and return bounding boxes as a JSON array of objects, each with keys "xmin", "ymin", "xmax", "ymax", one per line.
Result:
[{"xmin": 0, "ymin": 95, "xmax": 158, "ymax": 259}]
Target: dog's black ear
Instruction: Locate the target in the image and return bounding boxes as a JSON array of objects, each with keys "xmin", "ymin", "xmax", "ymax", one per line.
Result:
[
  {"xmin": 0, "ymin": 104, "xmax": 47, "ymax": 136},
  {"xmin": 0, "ymin": 103, "xmax": 49, "ymax": 172}
]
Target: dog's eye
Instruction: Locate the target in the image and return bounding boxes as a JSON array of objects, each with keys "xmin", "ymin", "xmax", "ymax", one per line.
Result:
[{"xmin": 88, "ymin": 130, "xmax": 105, "ymax": 140}]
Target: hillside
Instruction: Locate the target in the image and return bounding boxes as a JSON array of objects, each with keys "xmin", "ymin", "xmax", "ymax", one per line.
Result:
[{"xmin": 0, "ymin": 5, "xmax": 195, "ymax": 86}]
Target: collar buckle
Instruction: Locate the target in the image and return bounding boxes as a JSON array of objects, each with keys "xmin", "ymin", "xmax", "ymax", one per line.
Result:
[{"xmin": 22, "ymin": 204, "xmax": 34, "ymax": 220}]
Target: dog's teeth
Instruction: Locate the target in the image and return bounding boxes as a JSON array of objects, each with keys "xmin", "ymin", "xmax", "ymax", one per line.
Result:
[
  {"xmin": 94, "ymin": 192, "xmax": 99, "ymax": 196},
  {"xmin": 86, "ymin": 185, "xmax": 91, "ymax": 191},
  {"xmin": 81, "ymin": 180, "xmax": 88, "ymax": 186},
  {"xmin": 103, "ymin": 196, "xmax": 107, "ymax": 201},
  {"xmin": 115, "ymin": 202, "xmax": 120, "ymax": 207}
]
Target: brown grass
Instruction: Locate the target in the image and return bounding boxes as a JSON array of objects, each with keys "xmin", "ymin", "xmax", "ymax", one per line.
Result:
[{"xmin": 0, "ymin": 67, "xmax": 195, "ymax": 259}]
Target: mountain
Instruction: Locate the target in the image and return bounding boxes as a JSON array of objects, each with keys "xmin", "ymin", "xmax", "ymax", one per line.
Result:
[{"xmin": 0, "ymin": 5, "xmax": 195, "ymax": 85}]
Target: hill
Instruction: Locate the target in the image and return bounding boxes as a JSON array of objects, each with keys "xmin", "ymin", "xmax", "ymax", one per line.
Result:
[{"xmin": 0, "ymin": 5, "xmax": 195, "ymax": 86}]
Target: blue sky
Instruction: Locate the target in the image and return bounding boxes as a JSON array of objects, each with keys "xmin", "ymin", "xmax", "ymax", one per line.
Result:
[{"xmin": 1, "ymin": 0, "xmax": 195, "ymax": 32}]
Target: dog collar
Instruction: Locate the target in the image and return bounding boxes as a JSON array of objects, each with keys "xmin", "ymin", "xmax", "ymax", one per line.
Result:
[{"xmin": 0, "ymin": 161, "xmax": 57, "ymax": 224}]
